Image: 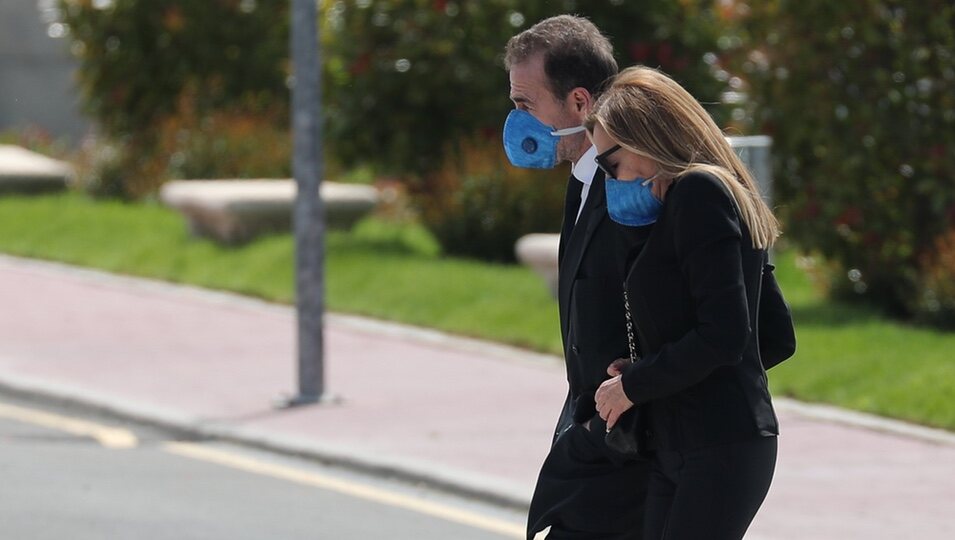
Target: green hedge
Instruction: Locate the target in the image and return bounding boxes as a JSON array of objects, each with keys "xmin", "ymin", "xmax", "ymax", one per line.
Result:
[
  {"xmin": 59, "ymin": 0, "xmax": 290, "ymax": 197},
  {"xmin": 60, "ymin": 0, "xmax": 288, "ymax": 139},
  {"xmin": 415, "ymin": 135, "xmax": 566, "ymax": 261},
  {"xmin": 729, "ymin": 1, "xmax": 955, "ymax": 325}
]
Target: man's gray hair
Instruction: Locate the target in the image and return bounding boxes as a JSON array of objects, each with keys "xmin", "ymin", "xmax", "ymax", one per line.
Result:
[{"xmin": 505, "ymin": 15, "xmax": 618, "ymax": 99}]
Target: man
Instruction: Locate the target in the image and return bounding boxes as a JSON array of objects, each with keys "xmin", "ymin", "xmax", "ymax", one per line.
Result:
[{"xmin": 503, "ymin": 15, "xmax": 650, "ymax": 540}]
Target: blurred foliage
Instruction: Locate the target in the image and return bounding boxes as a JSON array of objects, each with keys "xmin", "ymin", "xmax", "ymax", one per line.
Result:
[
  {"xmin": 155, "ymin": 94, "xmax": 292, "ymax": 181},
  {"xmin": 0, "ymin": 127, "xmax": 73, "ymax": 161},
  {"xmin": 72, "ymin": 136, "xmax": 133, "ymax": 198},
  {"xmin": 59, "ymin": 0, "xmax": 290, "ymax": 197},
  {"xmin": 727, "ymin": 0, "xmax": 955, "ymax": 325},
  {"xmin": 60, "ymin": 0, "xmax": 288, "ymax": 139},
  {"xmin": 917, "ymin": 230, "xmax": 955, "ymax": 328},
  {"xmin": 71, "ymin": 99, "xmax": 292, "ymax": 199},
  {"xmin": 322, "ymin": 0, "xmax": 729, "ymax": 178},
  {"xmin": 417, "ymin": 135, "xmax": 565, "ymax": 262}
]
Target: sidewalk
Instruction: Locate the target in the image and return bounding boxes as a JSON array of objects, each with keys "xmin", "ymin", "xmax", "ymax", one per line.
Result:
[{"xmin": 0, "ymin": 254, "xmax": 952, "ymax": 539}]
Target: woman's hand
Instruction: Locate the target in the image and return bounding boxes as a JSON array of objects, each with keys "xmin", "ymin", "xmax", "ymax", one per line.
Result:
[
  {"xmin": 595, "ymin": 375, "xmax": 634, "ymax": 431},
  {"xmin": 607, "ymin": 358, "xmax": 631, "ymax": 377}
]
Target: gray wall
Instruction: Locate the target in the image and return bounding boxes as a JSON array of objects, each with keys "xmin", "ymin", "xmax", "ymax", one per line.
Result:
[{"xmin": 0, "ymin": 0, "xmax": 90, "ymax": 142}]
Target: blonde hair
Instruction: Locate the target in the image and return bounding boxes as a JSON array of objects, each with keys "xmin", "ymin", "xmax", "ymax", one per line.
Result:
[{"xmin": 586, "ymin": 66, "xmax": 779, "ymax": 249}]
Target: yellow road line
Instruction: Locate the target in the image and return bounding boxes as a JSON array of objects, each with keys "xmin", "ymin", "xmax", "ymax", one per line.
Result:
[
  {"xmin": 0, "ymin": 402, "xmax": 138, "ymax": 449},
  {"xmin": 164, "ymin": 442, "xmax": 525, "ymax": 539}
]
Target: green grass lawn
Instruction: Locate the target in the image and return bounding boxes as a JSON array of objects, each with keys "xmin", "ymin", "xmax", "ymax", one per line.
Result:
[
  {"xmin": 0, "ymin": 192, "xmax": 562, "ymax": 353},
  {"xmin": 0, "ymin": 192, "xmax": 952, "ymax": 430}
]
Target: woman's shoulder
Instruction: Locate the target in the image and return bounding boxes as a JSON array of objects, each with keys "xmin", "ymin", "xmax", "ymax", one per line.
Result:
[
  {"xmin": 669, "ymin": 169, "xmax": 734, "ymax": 205},
  {"xmin": 667, "ymin": 169, "xmax": 742, "ymax": 247}
]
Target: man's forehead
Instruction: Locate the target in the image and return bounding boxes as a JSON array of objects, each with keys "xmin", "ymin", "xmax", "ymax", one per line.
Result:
[
  {"xmin": 509, "ymin": 55, "xmax": 549, "ymax": 101},
  {"xmin": 508, "ymin": 84, "xmax": 532, "ymax": 103}
]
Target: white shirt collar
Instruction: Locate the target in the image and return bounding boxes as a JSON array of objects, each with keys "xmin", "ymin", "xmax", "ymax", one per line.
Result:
[{"xmin": 572, "ymin": 145, "xmax": 598, "ymax": 185}]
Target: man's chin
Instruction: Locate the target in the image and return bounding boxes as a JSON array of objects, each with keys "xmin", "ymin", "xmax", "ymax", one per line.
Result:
[
  {"xmin": 559, "ymin": 149, "xmax": 586, "ymax": 166},
  {"xmin": 560, "ymin": 137, "xmax": 590, "ymax": 164}
]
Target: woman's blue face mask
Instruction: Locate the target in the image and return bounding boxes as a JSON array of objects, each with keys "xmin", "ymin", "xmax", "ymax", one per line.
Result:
[
  {"xmin": 597, "ymin": 144, "xmax": 663, "ymax": 227},
  {"xmin": 502, "ymin": 109, "xmax": 586, "ymax": 169}
]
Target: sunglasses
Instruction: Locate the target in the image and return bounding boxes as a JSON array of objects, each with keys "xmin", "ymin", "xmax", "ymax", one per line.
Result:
[{"xmin": 595, "ymin": 144, "xmax": 622, "ymax": 178}]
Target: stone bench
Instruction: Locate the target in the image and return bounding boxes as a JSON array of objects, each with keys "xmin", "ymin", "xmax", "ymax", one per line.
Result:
[
  {"xmin": 159, "ymin": 179, "xmax": 379, "ymax": 244},
  {"xmin": 514, "ymin": 136, "xmax": 773, "ymax": 296},
  {"xmin": 515, "ymin": 233, "xmax": 561, "ymax": 298},
  {"xmin": 0, "ymin": 145, "xmax": 72, "ymax": 194}
]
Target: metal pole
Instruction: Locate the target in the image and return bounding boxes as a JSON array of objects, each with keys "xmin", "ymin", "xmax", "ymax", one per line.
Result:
[{"xmin": 283, "ymin": 0, "xmax": 324, "ymax": 407}]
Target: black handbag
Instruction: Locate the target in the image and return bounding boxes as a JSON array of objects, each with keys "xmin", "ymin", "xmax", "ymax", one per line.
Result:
[
  {"xmin": 604, "ymin": 287, "xmax": 649, "ymax": 457},
  {"xmin": 604, "ymin": 406, "xmax": 645, "ymax": 456}
]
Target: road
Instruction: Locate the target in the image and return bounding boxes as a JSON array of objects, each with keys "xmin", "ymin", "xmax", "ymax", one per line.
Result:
[{"xmin": 0, "ymin": 394, "xmax": 527, "ymax": 539}]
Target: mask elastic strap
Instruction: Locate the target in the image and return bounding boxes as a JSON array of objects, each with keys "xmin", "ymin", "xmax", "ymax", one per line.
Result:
[
  {"xmin": 550, "ymin": 125, "xmax": 586, "ymax": 137},
  {"xmin": 641, "ymin": 169, "xmax": 664, "ymax": 186}
]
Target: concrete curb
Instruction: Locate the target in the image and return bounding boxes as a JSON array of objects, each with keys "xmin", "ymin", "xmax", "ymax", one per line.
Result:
[
  {"xmin": 773, "ymin": 397, "xmax": 955, "ymax": 447},
  {"xmin": 0, "ymin": 369, "xmax": 532, "ymax": 511}
]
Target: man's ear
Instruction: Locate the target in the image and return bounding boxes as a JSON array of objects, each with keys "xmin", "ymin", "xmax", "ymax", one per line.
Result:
[{"xmin": 568, "ymin": 87, "xmax": 594, "ymax": 115}]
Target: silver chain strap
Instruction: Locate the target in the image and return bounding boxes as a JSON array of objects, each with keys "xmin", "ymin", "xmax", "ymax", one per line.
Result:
[{"xmin": 623, "ymin": 289, "xmax": 640, "ymax": 363}]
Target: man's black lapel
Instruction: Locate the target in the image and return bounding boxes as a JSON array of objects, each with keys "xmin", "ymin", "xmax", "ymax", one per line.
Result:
[
  {"xmin": 558, "ymin": 170, "xmax": 607, "ymax": 335},
  {"xmin": 558, "ymin": 174, "xmax": 583, "ymax": 265}
]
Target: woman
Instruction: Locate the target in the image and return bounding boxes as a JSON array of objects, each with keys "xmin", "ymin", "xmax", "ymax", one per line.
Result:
[{"xmin": 590, "ymin": 66, "xmax": 796, "ymax": 540}]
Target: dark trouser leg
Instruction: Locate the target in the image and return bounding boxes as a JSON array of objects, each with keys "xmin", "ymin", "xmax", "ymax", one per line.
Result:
[
  {"xmin": 527, "ymin": 418, "xmax": 649, "ymax": 540},
  {"xmin": 643, "ymin": 436, "xmax": 777, "ymax": 540}
]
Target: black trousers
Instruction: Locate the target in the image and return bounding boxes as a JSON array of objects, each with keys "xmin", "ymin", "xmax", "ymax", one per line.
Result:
[
  {"xmin": 644, "ymin": 436, "xmax": 777, "ymax": 540},
  {"xmin": 527, "ymin": 416, "xmax": 649, "ymax": 540}
]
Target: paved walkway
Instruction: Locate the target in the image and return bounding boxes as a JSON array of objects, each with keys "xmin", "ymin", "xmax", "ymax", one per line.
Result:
[{"xmin": 0, "ymin": 254, "xmax": 952, "ymax": 539}]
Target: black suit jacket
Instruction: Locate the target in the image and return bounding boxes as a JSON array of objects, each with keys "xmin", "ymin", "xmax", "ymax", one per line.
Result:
[
  {"xmin": 621, "ymin": 171, "xmax": 796, "ymax": 450},
  {"xmin": 556, "ymin": 169, "xmax": 651, "ymax": 435}
]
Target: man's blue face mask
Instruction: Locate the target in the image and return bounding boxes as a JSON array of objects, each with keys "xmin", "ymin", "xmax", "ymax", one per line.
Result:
[{"xmin": 502, "ymin": 109, "xmax": 586, "ymax": 169}]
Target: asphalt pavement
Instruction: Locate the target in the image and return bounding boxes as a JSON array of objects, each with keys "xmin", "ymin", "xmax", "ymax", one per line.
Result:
[
  {"xmin": 0, "ymin": 253, "xmax": 953, "ymax": 539},
  {"xmin": 0, "ymin": 394, "xmax": 525, "ymax": 539}
]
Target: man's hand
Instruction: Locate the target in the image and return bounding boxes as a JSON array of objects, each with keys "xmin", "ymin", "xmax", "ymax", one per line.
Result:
[{"xmin": 595, "ymin": 375, "xmax": 634, "ymax": 431}]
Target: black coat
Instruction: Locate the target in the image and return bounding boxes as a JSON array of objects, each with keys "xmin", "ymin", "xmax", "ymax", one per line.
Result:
[
  {"xmin": 621, "ymin": 171, "xmax": 796, "ymax": 451},
  {"xmin": 556, "ymin": 170, "xmax": 651, "ymax": 433},
  {"xmin": 526, "ymin": 169, "xmax": 652, "ymax": 540}
]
